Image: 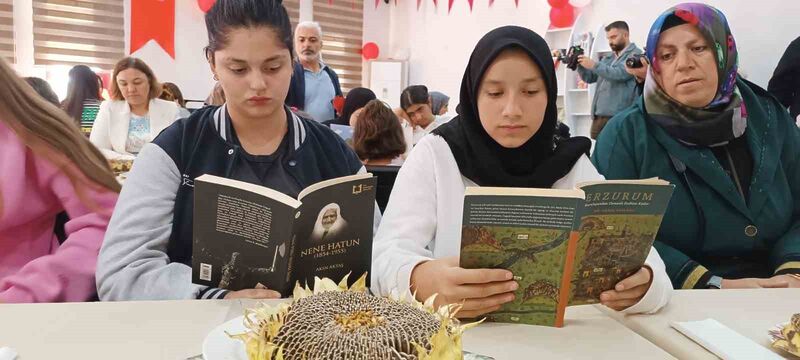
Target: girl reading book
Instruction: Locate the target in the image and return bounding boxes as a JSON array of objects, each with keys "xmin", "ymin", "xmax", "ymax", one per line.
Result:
[
  {"xmin": 371, "ymin": 26, "xmax": 673, "ymax": 318},
  {"xmin": 97, "ymin": 0, "xmax": 373, "ymax": 301}
]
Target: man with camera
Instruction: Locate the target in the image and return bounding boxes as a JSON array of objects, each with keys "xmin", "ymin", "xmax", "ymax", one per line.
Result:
[{"xmin": 576, "ymin": 21, "xmax": 643, "ymax": 139}]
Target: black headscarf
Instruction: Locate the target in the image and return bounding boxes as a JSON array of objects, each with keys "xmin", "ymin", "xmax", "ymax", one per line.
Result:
[
  {"xmin": 325, "ymin": 87, "xmax": 376, "ymax": 126},
  {"xmin": 433, "ymin": 26, "xmax": 590, "ymax": 188}
]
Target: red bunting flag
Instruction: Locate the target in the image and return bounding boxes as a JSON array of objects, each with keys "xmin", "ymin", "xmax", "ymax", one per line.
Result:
[
  {"xmin": 417, "ymin": 0, "xmax": 422, "ymax": 10},
  {"xmin": 130, "ymin": 0, "xmax": 175, "ymax": 58},
  {"xmin": 448, "ymin": 0, "xmax": 454, "ymax": 12},
  {"xmin": 467, "ymin": 0, "xmax": 473, "ymax": 11}
]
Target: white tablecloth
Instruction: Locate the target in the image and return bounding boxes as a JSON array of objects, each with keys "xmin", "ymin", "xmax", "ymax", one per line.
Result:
[
  {"xmin": 0, "ymin": 299, "xmax": 672, "ymax": 360},
  {"xmin": 598, "ymin": 288, "xmax": 800, "ymax": 359}
]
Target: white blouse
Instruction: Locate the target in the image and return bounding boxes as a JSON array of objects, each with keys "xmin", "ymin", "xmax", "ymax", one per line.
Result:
[{"xmin": 371, "ymin": 135, "xmax": 673, "ymax": 314}]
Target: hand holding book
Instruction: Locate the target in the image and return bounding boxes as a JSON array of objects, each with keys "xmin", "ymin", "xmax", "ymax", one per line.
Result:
[
  {"xmin": 410, "ymin": 256, "xmax": 518, "ymax": 319},
  {"xmin": 599, "ymin": 266, "xmax": 653, "ymax": 311}
]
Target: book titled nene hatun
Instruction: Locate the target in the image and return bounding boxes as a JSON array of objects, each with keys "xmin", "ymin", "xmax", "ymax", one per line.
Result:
[
  {"xmin": 459, "ymin": 178, "xmax": 674, "ymax": 327},
  {"xmin": 192, "ymin": 173, "xmax": 377, "ymax": 296}
]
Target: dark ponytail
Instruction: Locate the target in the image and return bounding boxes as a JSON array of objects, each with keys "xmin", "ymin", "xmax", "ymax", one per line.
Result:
[{"xmin": 204, "ymin": 0, "xmax": 294, "ymax": 62}]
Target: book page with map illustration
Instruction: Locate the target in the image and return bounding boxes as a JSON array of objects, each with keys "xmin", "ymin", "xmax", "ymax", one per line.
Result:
[
  {"xmin": 459, "ymin": 180, "xmax": 674, "ymax": 327},
  {"xmin": 568, "ymin": 180, "xmax": 674, "ymax": 306},
  {"xmin": 459, "ymin": 187, "xmax": 584, "ymax": 328}
]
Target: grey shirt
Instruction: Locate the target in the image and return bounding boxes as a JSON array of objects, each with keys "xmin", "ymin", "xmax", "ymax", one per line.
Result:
[{"xmin": 577, "ymin": 43, "xmax": 642, "ymax": 117}]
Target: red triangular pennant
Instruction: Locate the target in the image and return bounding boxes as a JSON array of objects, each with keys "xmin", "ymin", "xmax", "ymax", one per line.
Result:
[
  {"xmin": 489, "ymin": 0, "xmax": 494, "ymax": 7},
  {"xmin": 467, "ymin": 0, "xmax": 473, "ymax": 11},
  {"xmin": 514, "ymin": 0, "xmax": 519, "ymax": 7},
  {"xmin": 432, "ymin": 0, "xmax": 438, "ymax": 7},
  {"xmin": 417, "ymin": 0, "xmax": 422, "ymax": 10},
  {"xmin": 130, "ymin": 0, "xmax": 175, "ymax": 58},
  {"xmin": 448, "ymin": 0, "xmax": 454, "ymax": 12}
]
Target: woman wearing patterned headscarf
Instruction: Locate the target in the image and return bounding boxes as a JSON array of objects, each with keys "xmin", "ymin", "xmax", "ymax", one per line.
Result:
[{"xmin": 593, "ymin": 3, "xmax": 800, "ymax": 290}]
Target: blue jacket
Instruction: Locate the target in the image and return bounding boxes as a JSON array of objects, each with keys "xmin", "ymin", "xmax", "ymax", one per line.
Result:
[
  {"xmin": 577, "ymin": 43, "xmax": 642, "ymax": 117},
  {"xmin": 285, "ymin": 61, "xmax": 343, "ymax": 111}
]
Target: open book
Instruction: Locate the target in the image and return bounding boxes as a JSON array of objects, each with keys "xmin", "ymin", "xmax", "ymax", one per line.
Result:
[
  {"xmin": 192, "ymin": 173, "xmax": 377, "ymax": 296},
  {"xmin": 459, "ymin": 178, "xmax": 674, "ymax": 327}
]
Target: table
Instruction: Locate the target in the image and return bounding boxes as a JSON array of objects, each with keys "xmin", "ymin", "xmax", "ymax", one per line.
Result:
[
  {"xmin": 598, "ymin": 289, "xmax": 800, "ymax": 360},
  {"xmin": 0, "ymin": 299, "xmax": 673, "ymax": 360}
]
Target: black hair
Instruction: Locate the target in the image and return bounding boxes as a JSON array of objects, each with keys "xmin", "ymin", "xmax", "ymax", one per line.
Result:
[
  {"xmin": 605, "ymin": 21, "xmax": 630, "ymax": 33},
  {"xmin": 400, "ymin": 85, "xmax": 429, "ymax": 110},
  {"xmin": 204, "ymin": 0, "xmax": 294, "ymax": 62},
  {"xmin": 24, "ymin": 77, "xmax": 60, "ymax": 106},
  {"xmin": 63, "ymin": 65, "xmax": 102, "ymax": 126}
]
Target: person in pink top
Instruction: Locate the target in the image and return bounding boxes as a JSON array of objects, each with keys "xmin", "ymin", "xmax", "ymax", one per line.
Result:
[{"xmin": 0, "ymin": 57, "xmax": 119, "ymax": 303}]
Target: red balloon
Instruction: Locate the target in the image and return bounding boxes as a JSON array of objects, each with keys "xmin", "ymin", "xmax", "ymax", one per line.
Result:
[
  {"xmin": 549, "ymin": 5, "xmax": 575, "ymax": 28},
  {"xmin": 198, "ymin": 0, "xmax": 216, "ymax": 13},
  {"xmin": 547, "ymin": 0, "xmax": 569, "ymax": 8},
  {"xmin": 361, "ymin": 42, "xmax": 380, "ymax": 60}
]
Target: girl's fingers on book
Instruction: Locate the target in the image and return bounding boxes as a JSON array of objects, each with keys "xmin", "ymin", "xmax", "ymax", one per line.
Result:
[
  {"xmin": 460, "ymin": 292, "xmax": 515, "ymax": 312},
  {"xmin": 601, "ymin": 283, "xmax": 648, "ymax": 302},
  {"xmin": 452, "ymin": 267, "xmax": 514, "ymax": 285},
  {"xmin": 455, "ymin": 283, "xmax": 517, "ymax": 303},
  {"xmin": 615, "ymin": 267, "xmax": 651, "ymax": 291}
]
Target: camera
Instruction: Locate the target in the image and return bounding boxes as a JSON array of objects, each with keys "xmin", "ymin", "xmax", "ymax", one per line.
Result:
[
  {"xmin": 557, "ymin": 45, "xmax": 584, "ymax": 71},
  {"xmin": 626, "ymin": 54, "xmax": 647, "ymax": 68}
]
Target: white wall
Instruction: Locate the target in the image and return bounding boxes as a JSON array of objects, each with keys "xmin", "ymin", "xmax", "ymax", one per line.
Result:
[{"xmin": 366, "ymin": 0, "xmax": 800, "ymax": 112}]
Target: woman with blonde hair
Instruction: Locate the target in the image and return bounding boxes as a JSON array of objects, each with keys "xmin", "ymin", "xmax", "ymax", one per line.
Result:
[
  {"xmin": 90, "ymin": 57, "xmax": 179, "ymax": 159},
  {"xmin": 0, "ymin": 58, "xmax": 119, "ymax": 303}
]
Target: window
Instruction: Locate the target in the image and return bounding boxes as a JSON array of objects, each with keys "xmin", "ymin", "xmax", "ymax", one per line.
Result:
[
  {"xmin": 32, "ymin": 0, "xmax": 125, "ymax": 70},
  {"xmin": 314, "ymin": 0, "xmax": 364, "ymax": 93},
  {"xmin": 0, "ymin": 0, "xmax": 13, "ymax": 63},
  {"xmin": 285, "ymin": 0, "xmax": 300, "ymax": 29}
]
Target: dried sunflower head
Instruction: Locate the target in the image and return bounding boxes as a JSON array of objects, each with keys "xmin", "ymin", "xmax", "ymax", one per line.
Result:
[
  {"xmin": 229, "ymin": 273, "xmax": 480, "ymax": 360},
  {"xmin": 771, "ymin": 313, "xmax": 800, "ymax": 357}
]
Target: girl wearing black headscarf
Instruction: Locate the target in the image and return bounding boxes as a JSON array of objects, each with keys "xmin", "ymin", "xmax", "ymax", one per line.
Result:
[
  {"xmin": 323, "ymin": 87, "xmax": 376, "ymax": 126},
  {"xmin": 372, "ymin": 26, "xmax": 672, "ymax": 317}
]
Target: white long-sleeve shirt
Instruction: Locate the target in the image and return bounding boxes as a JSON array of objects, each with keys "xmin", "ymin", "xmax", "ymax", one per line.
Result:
[{"xmin": 371, "ymin": 135, "xmax": 672, "ymax": 314}]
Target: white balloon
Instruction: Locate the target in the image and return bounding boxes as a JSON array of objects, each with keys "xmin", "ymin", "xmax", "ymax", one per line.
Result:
[{"xmin": 569, "ymin": 0, "xmax": 591, "ymax": 7}]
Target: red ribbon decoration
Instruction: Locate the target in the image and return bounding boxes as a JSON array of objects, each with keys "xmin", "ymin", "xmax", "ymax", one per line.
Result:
[{"xmin": 130, "ymin": 0, "xmax": 175, "ymax": 58}]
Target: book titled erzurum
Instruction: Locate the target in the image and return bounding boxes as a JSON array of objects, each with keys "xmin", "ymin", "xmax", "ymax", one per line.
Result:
[{"xmin": 460, "ymin": 178, "xmax": 674, "ymax": 327}]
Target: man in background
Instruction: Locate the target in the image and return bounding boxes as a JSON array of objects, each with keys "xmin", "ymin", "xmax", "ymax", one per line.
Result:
[
  {"xmin": 576, "ymin": 21, "xmax": 642, "ymax": 139},
  {"xmin": 286, "ymin": 21, "xmax": 343, "ymax": 122}
]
